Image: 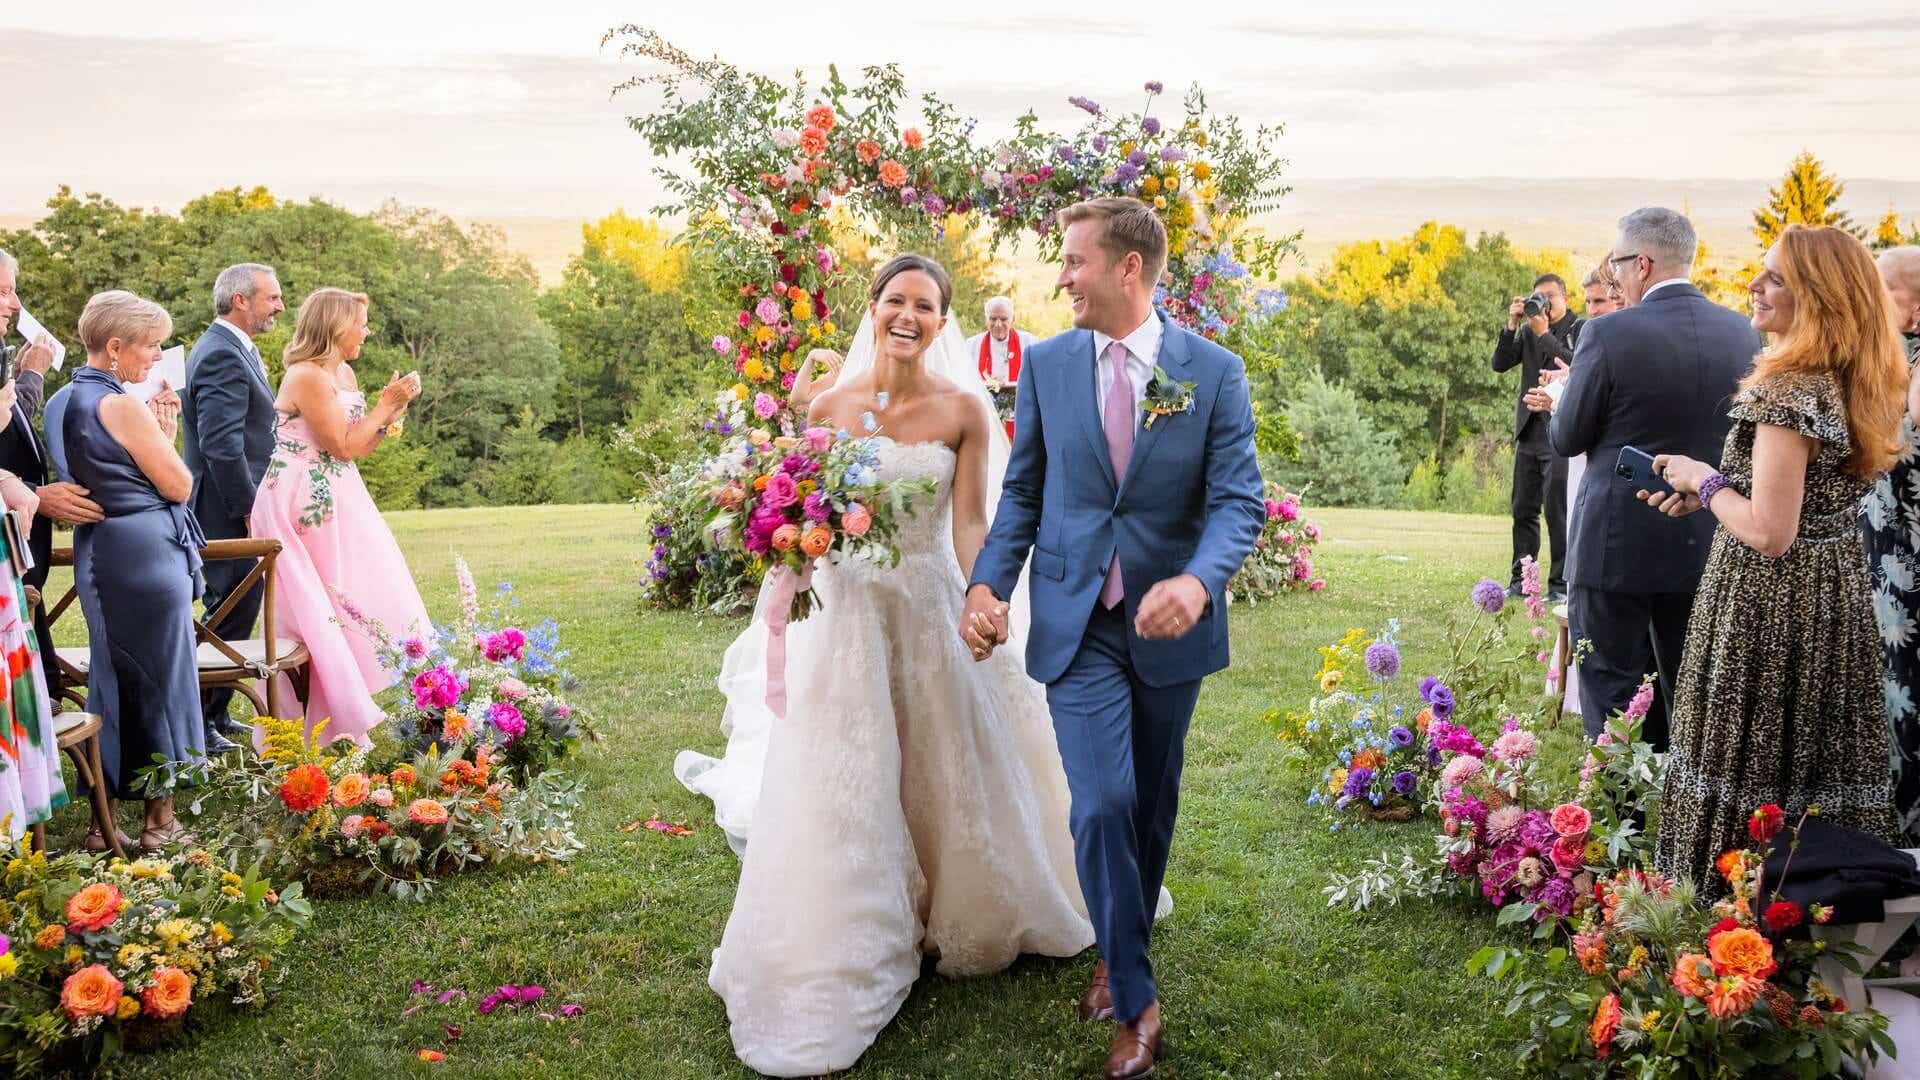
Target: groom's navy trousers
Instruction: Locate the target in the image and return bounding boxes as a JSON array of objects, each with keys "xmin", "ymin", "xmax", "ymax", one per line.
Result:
[{"xmin": 1048, "ymin": 603, "xmax": 1201, "ymax": 1020}]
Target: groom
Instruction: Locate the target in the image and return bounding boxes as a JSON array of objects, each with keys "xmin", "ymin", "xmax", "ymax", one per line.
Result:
[{"xmin": 962, "ymin": 198, "xmax": 1263, "ymax": 1079}]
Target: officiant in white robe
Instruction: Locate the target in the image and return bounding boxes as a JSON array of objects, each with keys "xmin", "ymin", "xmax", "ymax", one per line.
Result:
[{"xmin": 964, "ymin": 296, "xmax": 1024, "ymax": 437}]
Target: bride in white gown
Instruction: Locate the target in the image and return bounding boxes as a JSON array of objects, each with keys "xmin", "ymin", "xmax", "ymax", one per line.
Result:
[{"xmin": 675, "ymin": 256, "xmax": 1145, "ymax": 1077}]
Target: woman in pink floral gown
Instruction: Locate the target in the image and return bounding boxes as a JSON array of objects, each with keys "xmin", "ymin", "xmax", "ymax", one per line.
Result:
[{"xmin": 251, "ymin": 288, "xmax": 427, "ymax": 746}]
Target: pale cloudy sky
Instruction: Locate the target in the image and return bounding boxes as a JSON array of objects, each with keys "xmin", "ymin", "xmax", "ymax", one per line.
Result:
[{"xmin": 4, "ymin": 0, "xmax": 1917, "ymax": 218}]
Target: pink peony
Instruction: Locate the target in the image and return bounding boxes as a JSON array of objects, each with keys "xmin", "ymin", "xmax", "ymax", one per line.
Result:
[
  {"xmin": 1550, "ymin": 802, "xmax": 1593, "ymax": 838},
  {"xmin": 753, "ymin": 392, "xmax": 779, "ymax": 419},
  {"xmin": 496, "ymin": 677, "xmax": 528, "ymax": 701},
  {"xmin": 755, "ymin": 297, "xmax": 782, "ymax": 325},
  {"xmin": 1277, "ymin": 498, "xmax": 1299, "ymax": 522},
  {"xmin": 762, "ymin": 471, "xmax": 799, "ymax": 509},
  {"xmin": 1550, "ymin": 834, "xmax": 1587, "ymax": 875},
  {"xmin": 340, "ymin": 814, "xmax": 366, "ymax": 839},
  {"xmin": 489, "ymin": 701, "xmax": 527, "ymax": 741},
  {"xmin": 803, "ymin": 426, "xmax": 835, "ymax": 454},
  {"xmin": 711, "ymin": 335, "xmax": 732, "ymax": 354},
  {"xmin": 411, "ymin": 665, "xmax": 465, "ymax": 709},
  {"xmin": 370, "ymin": 788, "xmax": 395, "ymax": 808},
  {"xmin": 482, "ymin": 628, "xmax": 528, "ymax": 662}
]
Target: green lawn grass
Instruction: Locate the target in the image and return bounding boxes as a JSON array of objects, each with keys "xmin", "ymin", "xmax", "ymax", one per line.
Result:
[{"xmin": 41, "ymin": 504, "xmax": 1552, "ymax": 1079}]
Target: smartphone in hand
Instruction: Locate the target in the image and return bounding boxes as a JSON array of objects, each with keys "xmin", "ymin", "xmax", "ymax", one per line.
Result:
[{"xmin": 1615, "ymin": 445, "xmax": 1675, "ymax": 498}]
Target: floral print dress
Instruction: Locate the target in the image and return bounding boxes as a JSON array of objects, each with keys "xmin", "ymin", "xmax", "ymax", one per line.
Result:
[
  {"xmin": 249, "ymin": 384, "xmax": 429, "ymax": 745},
  {"xmin": 1862, "ymin": 334, "xmax": 1920, "ymax": 842}
]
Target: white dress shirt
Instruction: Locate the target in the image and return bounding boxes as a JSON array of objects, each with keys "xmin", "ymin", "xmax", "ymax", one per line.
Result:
[
  {"xmin": 1092, "ymin": 311, "xmax": 1160, "ymax": 412},
  {"xmin": 214, "ymin": 317, "xmax": 268, "ymax": 382},
  {"xmin": 1642, "ymin": 278, "xmax": 1691, "ymax": 302}
]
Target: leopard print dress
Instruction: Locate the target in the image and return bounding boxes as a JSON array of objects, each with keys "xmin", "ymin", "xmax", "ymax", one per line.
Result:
[{"xmin": 1656, "ymin": 370, "xmax": 1900, "ymax": 890}]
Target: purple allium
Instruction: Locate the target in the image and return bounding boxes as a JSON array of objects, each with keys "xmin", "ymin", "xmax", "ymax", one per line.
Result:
[
  {"xmin": 1091, "ymin": 135, "xmax": 1109, "ymax": 154},
  {"xmin": 1144, "ymin": 81, "xmax": 1164, "ymax": 94},
  {"xmin": 1391, "ymin": 770, "xmax": 1418, "ymax": 796},
  {"xmin": 1126, "ymin": 149, "xmax": 1150, "ymax": 167},
  {"xmin": 1159, "ymin": 146, "xmax": 1187, "ymax": 162},
  {"xmin": 1388, "ymin": 725, "xmax": 1415, "ymax": 748},
  {"xmin": 1055, "ymin": 144, "xmax": 1075, "ymax": 162},
  {"xmin": 1069, "ymin": 95, "xmax": 1103, "ymax": 115},
  {"xmin": 1142, "ymin": 116, "xmax": 1161, "ymax": 137},
  {"xmin": 1363, "ymin": 640, "xmax": 1401, "ymax": 681},
  {"xmin": 1342, "ymin": 766, "xmax": 1375, "ymax": 799},
  {"xmin": 1114, "ymin": 162, "xmax": 1142, "ymax": 185},
  {"xmin": 1470, "ymin": 578, "xmax": 1507, "ymax": 614}
]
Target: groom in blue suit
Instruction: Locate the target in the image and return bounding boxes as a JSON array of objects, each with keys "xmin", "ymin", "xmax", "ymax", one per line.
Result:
[{"xmin": 965, "ymin": 198, "xmax": 1263, "ymax": 1079}]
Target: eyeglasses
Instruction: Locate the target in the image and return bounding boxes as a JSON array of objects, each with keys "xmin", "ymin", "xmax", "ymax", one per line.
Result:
[{"xmin": 1607, "ymin": 252, "xmax": 1642, "ymax": 268}]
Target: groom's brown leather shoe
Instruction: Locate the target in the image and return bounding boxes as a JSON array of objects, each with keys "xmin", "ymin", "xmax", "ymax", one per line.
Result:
[
  {"xmin": 1077, "ymin": 960, "xmax": 1114, "ymax": 1021},
  {"xmin": 1104, "ymin": 1001, "xmax": 1165, "ymax": 1079}
]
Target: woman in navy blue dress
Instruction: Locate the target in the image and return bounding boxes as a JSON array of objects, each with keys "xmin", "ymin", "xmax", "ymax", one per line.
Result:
[{"xmin": 46, "ymin": 291, "xmax": 204, "ymax": 852}]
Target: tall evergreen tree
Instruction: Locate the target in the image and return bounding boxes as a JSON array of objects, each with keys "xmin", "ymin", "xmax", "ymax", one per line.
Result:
[
  {"xmin": 1874, "ymin": 205, "xmax": 1911, "ymax": 251},
  {"xmin": 1752, "ymin": 151, "xmax": 1861, "ymax": 249}
]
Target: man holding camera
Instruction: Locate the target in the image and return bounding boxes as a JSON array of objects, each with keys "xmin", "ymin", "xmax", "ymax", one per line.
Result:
[{"xmin": 1492, "ymin": 274, "xmax": 1580, "ymax": 602}]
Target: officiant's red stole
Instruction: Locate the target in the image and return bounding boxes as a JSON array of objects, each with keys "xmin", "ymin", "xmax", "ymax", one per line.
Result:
[{"xmin": 978, "ymin": 329, "xmax": 1022, "ymax": 437}]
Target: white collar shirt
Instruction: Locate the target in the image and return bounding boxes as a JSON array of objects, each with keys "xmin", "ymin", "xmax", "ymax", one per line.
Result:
[{"xmin": 1091, "ymin": 311, "xmax": 1160, "ymax": 410}]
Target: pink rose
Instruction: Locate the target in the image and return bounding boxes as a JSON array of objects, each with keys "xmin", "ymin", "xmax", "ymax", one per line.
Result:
[
  {"xmin": 1277, "ymin": 498, "xmax": 1299, "ymax": 522},
  {"xmin": 370, "ymin": 789, "xmax": 395, "ymax": 808},
  {"xmin": 489, "ymin": 701, "xmax": 527, "ymax": 741},
  {"xmin": 1549, "ymin": 802, "xmax": 1592, "ymax": 839},
  {"xmin": 1550, "ymin": 834, "xmax": 1587, "ymax": 875},
  {"xmin": 762, "ymin": 472, "xmax": 799, "ymax": 509},
  {"xmin": 497, "ymin": 677, "xmax": 528, "ymax": 701},
  {"xmin": 711, "ymin": 335, "xmax": 732, "ymax": 354},
  {"xmin": 803, "ymin": 426, "xmax": 835, "ymax": 454},
  {"xmin": 841, "ymin": 503, "xmax": 872, "ymax": 536}
]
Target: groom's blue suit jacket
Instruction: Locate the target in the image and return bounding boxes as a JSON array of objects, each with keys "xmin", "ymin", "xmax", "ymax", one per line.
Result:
[{"xmin": 970, "ymin": 312, "xmax": 1264, "ymax": 688}]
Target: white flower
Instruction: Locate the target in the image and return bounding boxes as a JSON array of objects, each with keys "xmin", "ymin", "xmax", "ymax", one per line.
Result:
[
  {"xmin": 982, "ymin": 170, "xmax": 1002, "ymax": 187},
  {"xmin": 1876, "ymin": 589, "xmax": 1916, "ymax": 648},
  {"xmin": 1866, "ymin": 484, "xmax": 1896, "ymax": 530},
  {"xmin": 772, "ymin": 129, "xmax": 800, "ymax": 150},
  {"xmin": 1885, "ymin": 553, "xmax": 1917, "ymax": 595},
  {"xmin": 1887, "ymin": 676, "xmax": 1914, "ymax": 722}
]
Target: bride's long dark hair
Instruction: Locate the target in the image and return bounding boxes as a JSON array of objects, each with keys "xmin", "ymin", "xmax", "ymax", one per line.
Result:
[{"xmin": 868, "ymin": 254, "xmax": 952, "ymax": 314}]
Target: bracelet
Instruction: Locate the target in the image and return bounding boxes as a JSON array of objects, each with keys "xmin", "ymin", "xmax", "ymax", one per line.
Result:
[{"xmin": 1698, "ymin": 472, "xmax": 1730, "ymax": 508}]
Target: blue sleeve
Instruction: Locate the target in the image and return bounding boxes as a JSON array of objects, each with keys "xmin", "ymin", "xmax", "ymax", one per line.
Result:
[
  {"xmin": 969, "ymin": 356, "xmax": 1045, "ymax": 600},
  {"xmin": 191, "ymin": 348, "xmax": 261, "ymax": 519},
  {"xmin": 1549, "ymin": 327, "xmax": 1609, "ymax": 458},
  {"xmin": 1184, "ymin": 352, "xmax": 1265, "ymax": 599}
]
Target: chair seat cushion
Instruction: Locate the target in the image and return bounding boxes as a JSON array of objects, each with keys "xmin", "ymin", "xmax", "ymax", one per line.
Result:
[
  {"xmin": 56, "ymin": 640, "xmax": 307, "ymax": 673},
  {"xmin": 52, "ymin": 711, "xmax": 98, "ymax": 738}
]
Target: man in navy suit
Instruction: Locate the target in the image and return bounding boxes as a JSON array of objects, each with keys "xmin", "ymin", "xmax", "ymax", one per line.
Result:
[
  {"xmin": 964, "ymin": 198, "xmax": 1263, "ymax": 1080},
  {"xmin": 183, "ymin": 263, "xmax": 283, "ymax": 752},
  {"xmin": 1549, "ymin": 207, "xmax": 1758, "ymax": 748}
]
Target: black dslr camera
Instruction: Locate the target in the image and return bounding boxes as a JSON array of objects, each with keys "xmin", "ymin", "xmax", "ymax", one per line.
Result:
[{"xmin": 1522, "ymin": 291, "xmax": 1551, "ymax": 319}]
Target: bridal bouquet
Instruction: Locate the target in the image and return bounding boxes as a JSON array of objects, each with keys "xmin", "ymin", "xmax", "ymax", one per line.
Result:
[
  {"xmin": 700, "ymin": 420, "xmax": 935, "ymax": 621},
  {"xmin": 981, "ymin": 375, "xmax": 1018, "ymax": 423}
]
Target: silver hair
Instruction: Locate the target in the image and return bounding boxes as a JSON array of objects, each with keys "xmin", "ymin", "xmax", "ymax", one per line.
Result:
[
  {"xmin": 1880, "ymin": 246, "xmax": 1920, "ymax": 294},
  {"xmin": 213, "ymin": 262, "xmax": 277, "ymax": 315},
  {"xmin": 1616, "ymin": 207, "xmax": 1698, "ymax": 272},
  {"xmin": 983, "ymin": 295, "xmax": 1013, "ymax": 315},
  {"xmin": 0, "ymin": 248, "xmax": 16, "ymax": 275}
]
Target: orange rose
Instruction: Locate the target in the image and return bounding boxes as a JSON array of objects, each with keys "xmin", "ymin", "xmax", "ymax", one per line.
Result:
[
  {"xmin": 66, "ymin": 882, "xmax": 123, "ymax": 934},
  {"xmin": 139, "ymin": 965, "xmax": 194, "ymax": 1020},
  {"xmin": 1708, "ymin": 926, "xmax": 1776, "ymax": 979},
  {"xmin": 1671, "ymin": 952, "xmax": 1714, "ymax": 998},
  {"xmin": 771, "ymin": 524, "xmax": 800, "ymax": 552},
  {"xmin": 800, "ymin": 525, "xmax": 832, "ymax": 559},
  {"xmin": 841, "ymin": 503, "xmax": 871, "ymax": 536},
  {"xmin": 390, "ymin": 764, "xmax": 417, "ymax": 789},
  {"xmin": 798, "ymin": 127, "xmax": 827, "ymax": 156},
  {"xmin": 806, "ymin": 104, "xmax": 836, "ymax": 132},
  {"xmin": 332, "ymin": 772, "xmax": 371, "ymax": 808},
  {"xmin": 60, "ymin": 964, "xmax": 122, "ymax": 1019},
  {"xmin": 1715, "ymin": 848, "xmax": 1745, "ymax": 882},
  {"xmin": 878, "ymin": 160, "xmax": 908, "ymax": 188},
  {"xmin": 902, "ymin": 127, "xmax": 924, "ymax": 150},
  {"xmin": 34, "ymin": 924, "xmax": 66, "ymax": 950},
  {"xmin": 408, "ymin": 798, "xmax": 450, "ymax": 827},
  {"xmin": 278, "ymin": 762, "xmax": 330, "ymax": 813},
  {"xmin": 855, "ymin": 140, "xmax": 881, "ymax": 165},
  {"xmin": 1352, "ymin": 747, "xmax": 1386, "ymax": 772}
]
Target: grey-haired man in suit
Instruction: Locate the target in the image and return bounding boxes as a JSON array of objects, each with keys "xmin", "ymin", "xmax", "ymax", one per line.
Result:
[{"xmin": 182, "ymin": 263, "xmax": 283, "ymax": 752}]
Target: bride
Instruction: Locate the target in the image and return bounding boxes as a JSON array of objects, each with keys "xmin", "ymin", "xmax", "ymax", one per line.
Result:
[{"xmin": 675, "ymin": 255, "xmax": 1115, "ymax": 1077}]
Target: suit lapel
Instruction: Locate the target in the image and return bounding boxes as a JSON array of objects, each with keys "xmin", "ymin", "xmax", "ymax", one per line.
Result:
[
  {"xmin": 1065, "ymin": 329, "xmax": 1117, "ymax": 490},
  {"xmin": 215, "ymin": 322, "xmax": 269, "ymax": 396},
  {"xmin": 1117, "ymin": 315, "xmax": 1189, "ymax": 503}
]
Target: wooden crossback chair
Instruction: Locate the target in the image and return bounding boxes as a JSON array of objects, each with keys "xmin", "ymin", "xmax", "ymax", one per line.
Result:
[{"xmin": 44, "ymin": 538, "xmax": 312, "ymax": 720}]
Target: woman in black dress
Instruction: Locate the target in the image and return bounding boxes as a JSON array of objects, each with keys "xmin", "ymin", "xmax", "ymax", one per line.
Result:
[{"xmin": 1864, "ymin": 245, "xmax": 1920, "ymax": 841}]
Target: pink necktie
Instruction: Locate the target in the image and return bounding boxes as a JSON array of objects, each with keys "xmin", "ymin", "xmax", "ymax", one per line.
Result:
[{"xmin": 1100, "ymin": 341, "xmax": 1134, "ymax": 609}]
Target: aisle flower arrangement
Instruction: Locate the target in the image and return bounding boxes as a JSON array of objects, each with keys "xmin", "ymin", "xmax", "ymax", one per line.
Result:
[
  {"xmin": 344, "ymin": 558, "xmax": 590, "ymax": 783},
  {"xmin": 0, "ymin": 833, "xmax": 311, "ymax": 1072},
  {"xmin": 1472, "ymin": 808, "xmax": 1893, "ymax": 1076},
  {"xmin": 698, "ymin": 412, "xmax": 937, "ymax": 620},
  {"xmin": 1228, "ymin": 482, "xmax": 1325, "ymax": 602},
  {"xmin": 185, "ymin": 717, "xmax": 585, "ymax": 901}
]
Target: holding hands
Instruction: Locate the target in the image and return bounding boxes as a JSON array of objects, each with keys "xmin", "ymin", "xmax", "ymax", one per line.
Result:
[{"xmin": 960, "ymin": 584, "xmax": 1009, "ymax": 661}]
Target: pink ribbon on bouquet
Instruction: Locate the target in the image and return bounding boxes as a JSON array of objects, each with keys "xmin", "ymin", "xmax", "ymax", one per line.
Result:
[{"xmin": 763, "ymin": 562, "xmax": 814, "ymax": 719}]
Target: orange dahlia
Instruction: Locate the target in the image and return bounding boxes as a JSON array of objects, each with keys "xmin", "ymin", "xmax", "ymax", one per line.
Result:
[
  {"xmin": 278, "ymin": 763, "xmax": 330, "ymax": 813},
  {"xmin": 1589, "ymin": 993, "xmax": 1620, "ymax": 1059},
  {"xmin": 798, "ymin": 127, "xmax": 827, "ymax": 156},
  {"xmin": 1707, "ymin": 974, "xmax": 1764, "ymax": 1020},
  {"xmin": 332, "ymin": 772, "xmax": 371, "ymax": 808},
  {"xmin": 1671, "ymin": 953, "xmax": 1715, "ymax": 999},
  {"xmin": 855, "ymin": 140, "xmax": 881, "ymax": 165},
  {"xmin": 59, "ymin": 964, "xmax": 122, "ymax": 1019},
  {"xmin": 1715, "ymin": 848, "xmax": 1745, "ymax": 882},
  {"xmin": 65, "ymin": 882, "xmax": 123, "ymax": 933},
  {"xmin": 878, "ymin": 160, "xmax": 908, "ymax": 188},
  {"xmin": 390, "ymin": 764, "xmax": 417, "ymax": 789},
  {"xmin": 139, "ymin": 965, "xmax": 194, "ymax": 1020}
]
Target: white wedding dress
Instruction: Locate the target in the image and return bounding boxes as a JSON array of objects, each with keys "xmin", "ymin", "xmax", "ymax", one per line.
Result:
[{"xmin": 689, "ymin": 435, "xmax": 1095, "ymax": 1076}]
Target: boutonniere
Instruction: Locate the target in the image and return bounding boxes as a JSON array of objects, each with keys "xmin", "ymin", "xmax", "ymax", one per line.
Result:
[{"xmin": 1139, "ymin": 366, "xmax": 1196, "ymax": 430}]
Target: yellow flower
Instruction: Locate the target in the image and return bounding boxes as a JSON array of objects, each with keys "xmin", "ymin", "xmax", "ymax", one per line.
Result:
[
  {"xmin": 808, "ymin": 324, "xmax": 823, "ymax": 341},
  {"xmin": 209, "ymin": 923, "xmax": 233, "ymax": 947},
  {"xmin": 116, "ymin": 944, "xmax": 148, "ymax": 967},
  {"xmin": 1195, "ymin": 132, "xmax": 1210, "ymax": 148},
  {"xmin": 221, "ymin": 885, "xmax": 243, "ymax": 899},
  {"xmin": 1327, "ymin": 768, "xmax": 1348, "ymax": 795},
  {"xmin": 220, "ymin": 872, "xmax": 243, "ymax": 888},
  {"xmin": 752, "ymin": 324, "xmax": 776, "ymax": 346},
  {"xmin": 1121, "ymin": 141, "xmax": 1137, "ymax": 157},
  {"xmin": 64, "ymin": 944, "xmax": 82, "ymax": 966},
  {"xmin": 822, "ymin": 321, "xmax": 837, "ymax": 336},
  {"xmin": 743, "ymin": 357, "xmax": 767, "ymax": 382},
  {"xmin": 0, "ymin": 954, "xmax": 16, "ymax": 978},
  {"xmin": 116, "ymin": 994, "xmax": 141, "ymax": 1020},
  {"xmin": 1319, "ymin": 669, "xmax": 1344, "ymax": 693},
  {"xmin": 779, "ymin": 351, "xmax": 796, "ymax": 373},
  {"xmin": 1140, "ymin": 176, "xmax": 1161, "ymax": 196},
  {"xmin": 155, "ymin": 919, "xmax": 198, "ymax": 950},
  {"xmin": 1163, "ymin": 174, "xmax": 1181, "ymax": 192},
  {"xmin": 1639, "ymin": 1009, "xmax": 1662, "ymax": 1032},
  {"xmin": 732, "ymin": 383, "xmax": 749, "ymax": 401},
  {"xmin": 791, "ymin": 300, "xmax": 814, "ymax": 323},
  {"xmin": 1153, "ymin": 196, "xmax": 1168, "ymax": 210},
  {"xmin": 1191, "ymin": 161, "xmax": 1212, "ymax": 180}
]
